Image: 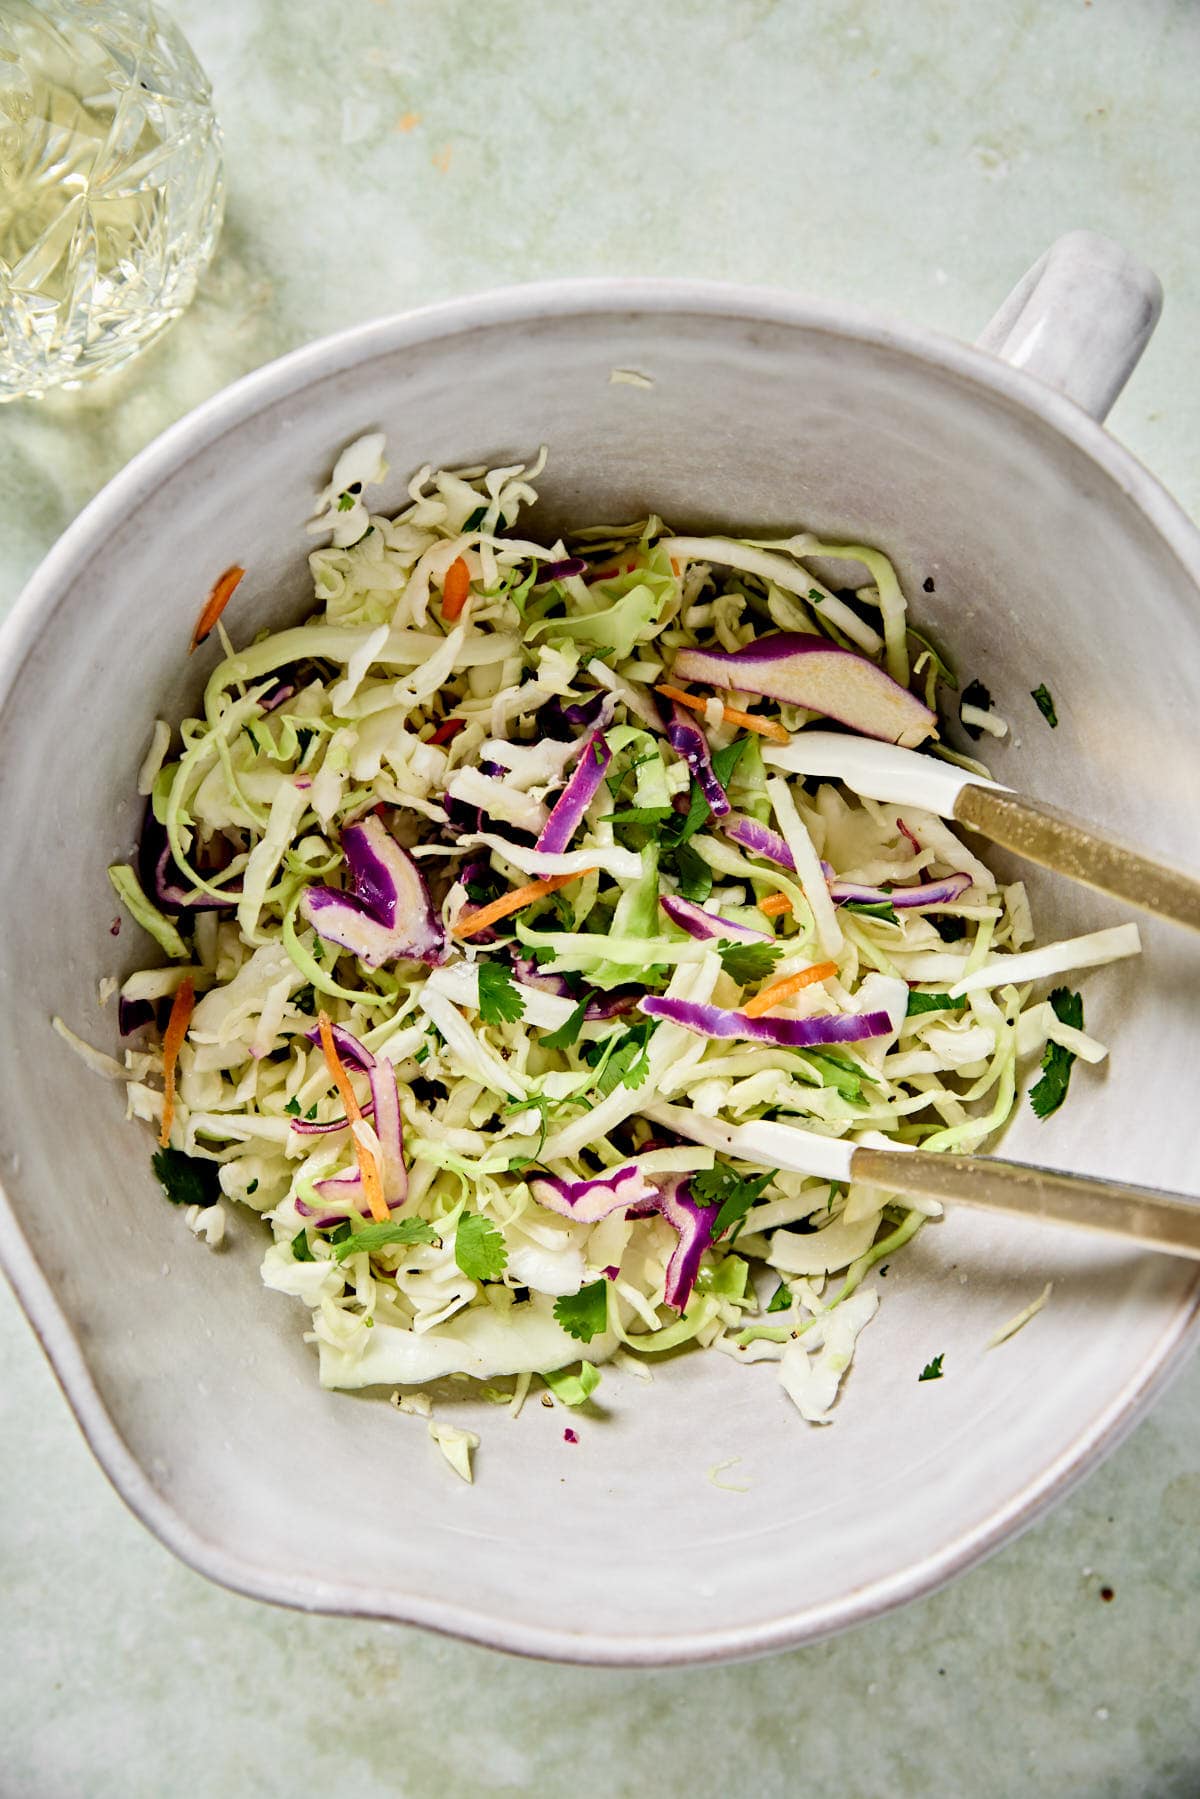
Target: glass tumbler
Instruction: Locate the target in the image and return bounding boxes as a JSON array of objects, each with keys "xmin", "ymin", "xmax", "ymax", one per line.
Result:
[{"xmin": 0, "ymin": 0, "xmax": 224, "ymax": 400}]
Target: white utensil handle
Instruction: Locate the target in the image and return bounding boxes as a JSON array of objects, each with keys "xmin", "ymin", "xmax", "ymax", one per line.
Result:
[{"xmin": 977, "ymin": 230, "xmax": 1162, "ymax": 424}]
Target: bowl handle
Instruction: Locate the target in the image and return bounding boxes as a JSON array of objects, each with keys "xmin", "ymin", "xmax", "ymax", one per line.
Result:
[{"xmin": 977, "ymin": 230, "xmax": 1162, "ymax": 424}]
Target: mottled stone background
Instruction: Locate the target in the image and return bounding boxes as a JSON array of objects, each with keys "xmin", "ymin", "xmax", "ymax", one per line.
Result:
[{"xmin": 2, "ymin": 2, "xmax": 1198, "ymax": 1793}]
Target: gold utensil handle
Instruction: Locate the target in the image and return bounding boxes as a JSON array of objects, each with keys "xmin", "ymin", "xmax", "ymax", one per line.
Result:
[
  {"xmin": 853, "ymin": 1146, "xmax": 1200, "ymax": 1259},
  {"xmin": 954, "ymin": 784, "xmax": 1200, "ymax": 932}
]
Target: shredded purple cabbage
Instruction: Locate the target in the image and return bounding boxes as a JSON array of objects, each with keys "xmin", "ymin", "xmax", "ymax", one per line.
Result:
[
  {"xmin": 537, "ymin": 557, "xmax": 587, "ymax": 582},
  {"xmin": 830, "ymin": 872, "xmax": 973, "ymax": 908},
  {"xmin": 655, "ymin": 1175, "xmax": 719, "ymax": 1311},
  {"xmin": 639, "ymin": 995, "xmax": 892, "ymax": 1048},
  {"xmin": 666, "ymin": 702, "xmax": 729, "ymax": 816},
  {"xmin": 300, "ymin": 816, "xmax": 446, "ymax": 968},
  {"xmin": 720, "ymin": 813, "xmax": 796, "ymax": 870},
  {"xmin": 536, "ymin": 728, "xmax": 611, "ymax": 854},
  {"xmin": 531, "ymin": 1163, "xmax": 659, "ymax": 1223},
  {"xmin": 660, "ymin": 893, "xmax": 773, "ymax": 943},
  {"xmin": 306, "ymin": 1021, "xmax": 407, "ymax": 1208},
  {"xmin": 139, "ymin": 807, "xmax": 238, "ymax": 913}
]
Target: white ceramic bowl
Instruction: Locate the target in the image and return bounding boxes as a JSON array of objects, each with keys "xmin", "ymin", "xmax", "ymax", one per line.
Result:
[{"xmin": 2, "ymin": 233, "xmax": 1198, "ymax": 1666}]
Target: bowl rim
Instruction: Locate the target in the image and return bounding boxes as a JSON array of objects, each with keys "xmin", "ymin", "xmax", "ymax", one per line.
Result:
[{"xmin": 3, "ymin": 275, "xmax": 1199, "ymax": 1667}]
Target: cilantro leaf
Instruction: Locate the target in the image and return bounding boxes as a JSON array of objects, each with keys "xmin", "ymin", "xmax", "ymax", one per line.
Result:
[
  {"xmin": 151, "ymin": 1147, "xmax": 221, "ymax": 1209},
  {"xmin": 766, "ymin": 1279, "xmax": 792, "ymax": 1313},
  {"xmin": 841, "ymin": 899, "xmax": 899, "ymax": 925},
  {"xmin": 667, "ymin": 779, "xmax": 713, "ymax": 848},
  {"xmin": 807, "ymin": 588, "xmax": 825, "ymax": 606},
  {"xmin": 291, "ymin": 1232, "xmax": 314, "ymax": 1261},
  {"xmin": 710, "ymin": 736, "xmax": 749, "ymax": 789},
  {"xmin": 594, "ymin": 1022, "xmax": 653, "ymax": 1097},
  {"xmin": 334, "ymin": 1219, "xmax": 440, "ymax": 1262},
  {"xmin": 672, "ymin": 842, "xmax": 713, "ymax": 902},
  {"xmin": 692, "ymin": 1162, "xmax": 774, "ymax": 1237},
  {"xmin": 477, "ymin": 960, "xmax": 525, "ymax": 1026},
  {"xmin": 542, "ymin": 1361, "xmax": 601, "ymax": 1406},
  {"xmin": 336, "ymin": 492, "xmax": 354, "ymax": 512},
  {"xmin": 552, "ymin": 1279, "xmax": 609, "ymax": 1343},
  {"xmin": 541, "ymin": 998, "xmax": 589, "ymax": 1051},
  {"xmin": 601, "ymin": 806, "xmax": 674, "ymax": 825},
  {"xmin": 462, "ymin": 503, "xmax": 489, "ymax": 532},
  {"xmin": 718, "ymin": 939, "xmax": 782, "ymax": 987},
  {"xmin": 918, "ymin": 1353, "xmax": 945, "ymax": 1382},
  {"xmin": 1029, "ymin": 987, "xmax": 1083, "ymax": 1120},
  {"xmin": 284, "ymin": 1097, "xmax": 301, "ymax": 1116},
  {"xmin": 906, "ymin": 991, "xmax": 969, "ymax": 1017},
  {"xmin": 454, "ymin": 1211, "xmax": 508, "ymax": 1282},
  {"xmin": 1030, "ymin": 683, "xmax": 1058, "ymax": 728}
]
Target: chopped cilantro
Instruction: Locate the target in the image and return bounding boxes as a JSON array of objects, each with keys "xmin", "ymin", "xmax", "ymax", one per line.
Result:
[
  {"xmin": 542, "ymin": 1361, "xmax": 601, "ymax": 1406},
  {"xmin": 710, "ymin": 736, "xmax": 749, "ymax": 789},
  {"xmin": 541, "ymin": 998, "xmax": 589, "ymax": 1051},
  {"xmin": 766, "ymin": 1280, "xmax": 792, "ymax": 1313},
  {"xmin": 477, "ymin": 960, "xmax": 525, "ymax": 1027},
  {"xmin": 336, "ymin": 492, "xmax": 354, "ymax": 512},
  {"xmin": 291, "ymin": 1232, "xmax": 314, "ymax": 1262},
  {"xmin": 906, "ymin": 991, "xmax": 969, "ymax": 1017},
  {"xmin": 501, "ymin": 1089, "xmax": 586, "ymax": 1162},
  {"xmin": 918, "ymin": 1353, "xmax": 945, "ymax": 1382},
  {"xmin": 464, "ymin": 874, "xmax": 497, "ymax": 905},
  {"xmin": 593, "ymin": 1020, "xmax": 653, "ymax": 1097},
  {"xmin": 602, "ymin": 805, "xmax": 674, "ymax": 825},
  {"xmin": 692, "ymin": 1162, "xmax": 774, "ymax": 1238},
  {"xmin": 413, "ymin": 1043, "xmax": 430, "ymax": 1065},
  {"xmin": 304, "ymin": 1103, "xmax": 319, "ymax": 1121},
  {"xmin": 334, "ymin": 1218, "xmax": 439, "ymax": 1261},
  {"xmin": 672, "ymin": 842, "xmax": 713, "ymax": 902},
  {"xmin": 1030, "ymin": 683, "xmax": 1058, "ymax": 728},
  {"xmin": 284, "ymin": 1097, "xmax": 302, "ymax": 1116},
  {"xmin": 841, "ymin": 899, "xmax": 899, "ymax": 925},
  {"xmin": 1029, "ymin": 987, "xmax": 1083, "ymax": 1119},
  {"xmin": 807, "ymin": 588, "xmax": 825, "ymax": 605},
  {"xmin": 960, "ymin": 678, "xmax": 993, "ymax": 739},
  {"xmin": 151, "ymin": 1147, "xmax": 221, "ymax": 1209},
  {"xmin": 455, "ymin": 1211, "xmax": 508, "ymax": 1282},
  {"xmin": 718, "ymin": 939, "xmax": 782, "ymax": 986},
  {"xmin": 462, "ymin": 503, "xmax": 489, "ymax": 532},
  {"xmin": 669, "ymin": 780, "xmax": 712, "ymax": 848},
  {"xmin": 552, "ymin": 1278, "xmax": 609, "ymax": 1343}
]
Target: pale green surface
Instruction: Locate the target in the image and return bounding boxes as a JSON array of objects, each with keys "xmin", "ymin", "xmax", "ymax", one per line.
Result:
[{"xmin": 3, "ymin": 1, "xmax": 1199, "ymax": 1793}]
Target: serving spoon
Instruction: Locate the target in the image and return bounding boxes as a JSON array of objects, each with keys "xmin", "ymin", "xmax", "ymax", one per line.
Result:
[
  {"xmin": 762, "ymin": 733, "xmax": 1200, "ymax": 933},
  {"xmin": 643, "ymin": 1102, "xmax": 1200, "ymax": 1260}
]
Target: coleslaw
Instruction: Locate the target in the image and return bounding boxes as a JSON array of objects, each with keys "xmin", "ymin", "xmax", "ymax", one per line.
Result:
[{"xmin": 85, "ymin": 436, "xmax": 1138, "ymax": 1460}]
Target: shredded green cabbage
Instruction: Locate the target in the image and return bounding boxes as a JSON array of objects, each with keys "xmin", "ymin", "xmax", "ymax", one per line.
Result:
[{"xmin": 87, "ymin": 436, "xmax": 1140, "ymax": 1448}]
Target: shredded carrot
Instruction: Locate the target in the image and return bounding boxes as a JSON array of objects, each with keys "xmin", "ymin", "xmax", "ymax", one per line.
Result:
[
  {"xmin": 317, "ymin": 1011, "xmax": 389, "ymax": 1223},
  {"xmin": 656, "ymin": 683, "xmax": 790, "ymax": 746},
  {"xmin": 441, "ymin": 556, "xmax": 471, "ymax": 621},
  {"xmin": 758, "ymin": 892, "xmax": 793, "ymax": 917},
  {"xmin": 741, "ymin": 961, "xmax": 838, "ymax": 1018},
  {"xmin": 429, "ymin": 716, "xmax": 466, "ymax": 746},
  {"xmin": 453, "ymin": 870, "xmax": 593, "ymax": 939},
  {"xmin": 158, "ymin": 977, "xmax": 196, "ymax": 1148},
  {"xmin": 190, "ymin": 565, "xmax": 245, "ymax": 651}
]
